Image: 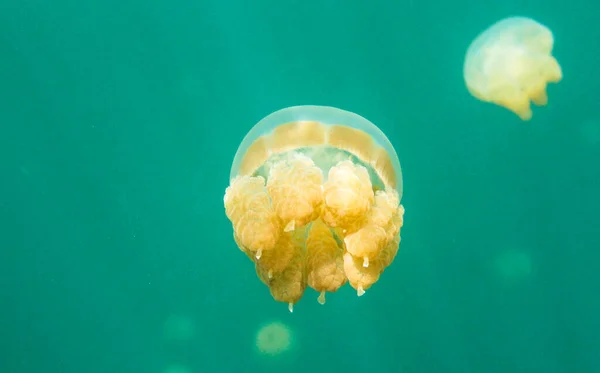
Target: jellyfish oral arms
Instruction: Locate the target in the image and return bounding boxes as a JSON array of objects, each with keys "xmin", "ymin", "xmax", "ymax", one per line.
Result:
[
  {"xmin": 223, "ymin": 106, "xmax": 405, "ymax": 312},
  {"xmin": 463, "ymin": 16, "xmax": 562, "ymax": 120}
]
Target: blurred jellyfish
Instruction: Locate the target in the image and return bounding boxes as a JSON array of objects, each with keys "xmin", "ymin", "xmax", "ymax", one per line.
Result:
[
  {"xmin": 223, "ymin": 105, "xmax": 405, "ymax": 311},
  {"xmin": 464, "ymin": 16, "xmax": 562, "ymax": 120},
  {"xmin": 255, "ymin": 321, "xmax": 292, "ymax": 356}
]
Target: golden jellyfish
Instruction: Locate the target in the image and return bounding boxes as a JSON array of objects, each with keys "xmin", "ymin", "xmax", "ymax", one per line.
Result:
[
  {"xmin": 255, "ymin": 321, "xmax": 292, "ymax": 356},
  {"xmin": 463, "ymin": 16, "xmax": 562, "ymax": 120},
  {"xmin": 223, "ymin": 105, "xmax": 405, "ymax": 312}
]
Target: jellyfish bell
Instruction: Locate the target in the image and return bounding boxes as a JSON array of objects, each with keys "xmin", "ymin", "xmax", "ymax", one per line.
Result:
[
  {"xmin": 224, "ymin": 105, "xmax": 405, "ymax": 311},
  {"xmin": 463, "ymin": 16, "xmax": 562, "ymax": 120}
]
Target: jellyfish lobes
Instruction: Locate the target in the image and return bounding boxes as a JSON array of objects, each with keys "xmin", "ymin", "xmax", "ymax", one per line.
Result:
[
  {"xmin": 343, "ymin": 190, "xmax": 403, "ymax": 295},
  {"xmin": 267, "ymin": 231, "xmax": 307, "ymax": 313},
  {"xmin": 321, "ymin": 160, "xmax": 374, "ymax": 230},
  {"xmin": 463, "ymin": 16, "xmax": 562, "ymax": 120},
  {"xmin": 344, "ymin": 189, "xmax": 400, "ymax": 265},
  {"xmin": 255, "ymin": 230, "xmax": 299, "ymax": 281},
  {"xmin": 224, "ymin": 106, "xmax": 405, "ymax": 310},
  {"xmin": 224, "ymin": 176, "xmax": 281, "ymax": 259},
  {"xmin": 305, "ymin": 219, "xmax": 347, "ymax": 305},
  {"xmin": 266, "ymin": 152, "xmax": 323, "ymax": 232}
]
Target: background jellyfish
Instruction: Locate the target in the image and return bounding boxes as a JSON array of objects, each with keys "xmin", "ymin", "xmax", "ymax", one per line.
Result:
[
  {"xmin": 223, "ymin": 105, "xmax": 405, "ymax": 312},
  {"xmin": 255, "ymin": 321, "xmax": 292, "ymax": 357},
  {"xmin": 463, "ymin": 16, "xmax": 562, "ymax": 120}
]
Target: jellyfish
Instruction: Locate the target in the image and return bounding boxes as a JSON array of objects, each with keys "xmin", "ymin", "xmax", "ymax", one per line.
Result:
[
  {"xmin": 463, "ymin": 16, "xmax": 562, "ymax": 120},
  {"xmin": 255, "ymin": 321, "xmax": 292, "ymax": 356},
  {"xmin": 223, "ymin": 105, "xmax": 405, "ymax": 312}
]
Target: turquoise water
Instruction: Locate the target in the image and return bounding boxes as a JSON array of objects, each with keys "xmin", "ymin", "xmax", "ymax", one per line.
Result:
[{"xmin": 1, "ymin": 0, "xmax": 598, "ymax": 372}]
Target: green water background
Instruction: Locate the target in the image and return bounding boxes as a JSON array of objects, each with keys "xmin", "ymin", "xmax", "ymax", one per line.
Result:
[{"xmin": 1, "ymin": 0, "xmax": 599, "ymax": 372}]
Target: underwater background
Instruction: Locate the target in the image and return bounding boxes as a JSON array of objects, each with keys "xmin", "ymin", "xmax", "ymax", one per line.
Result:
[{"xmin": 1, "ymin": 0, "xmax": 599, "ymax": 372}]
